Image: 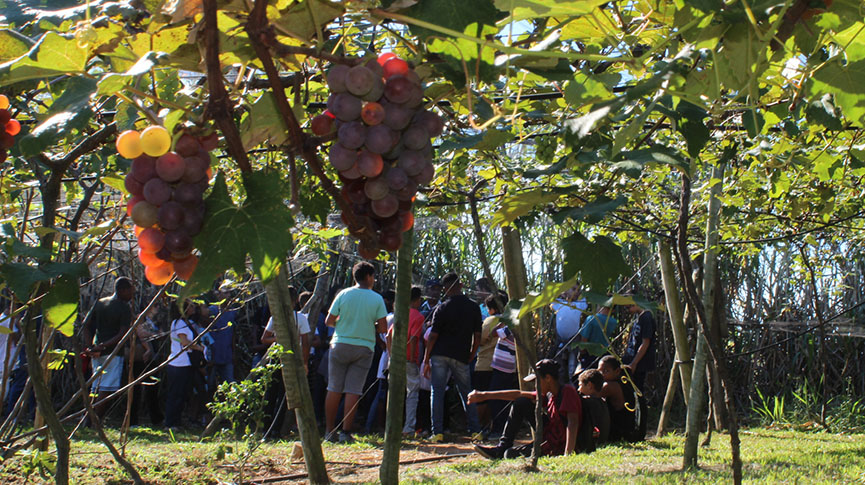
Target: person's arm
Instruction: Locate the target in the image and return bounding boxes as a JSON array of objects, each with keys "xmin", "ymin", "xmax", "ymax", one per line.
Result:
[
  {"xmin": 325, "ymin": 313, "xmax": 337, "ymax": 327},
  {"xmin": 386, "ymin": 327, "xmax": 393, "ymax": 354},
  {"xmin": 422, "ymin": 331, "xmax": 439, "ymax": 378},
  {"xmin": 470, "ymin": 331, "xmax": 481, "ymax": 361},
  {"xmin": 564, "ymin": 411, "xmax": 580, "ymax": 454},
  {"xmin": 261, "ymin": 328, "xmax": 276, "ymax": 346},
  {"xmin": 626, "ymin": 337, "xmax": 651, "ymax": 371},
  {"xmin": 301, "ymin": 332, "xmax": 310, "ymax": 370},
  {"xmin": 177, "ymin": 332, "xmax": 204, "ymax": 352},
  {"xmin": 374, "ymin": 316, "xmax": 387, "ymax": 334},
  {"xmin": 467, "ymin": 389, "xmax": 535, "ymax": 404}
]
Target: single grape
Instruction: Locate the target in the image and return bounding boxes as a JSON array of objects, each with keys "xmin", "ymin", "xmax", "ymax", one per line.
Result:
[
  {"xmin": 365, "ymin": 57, "xmax": 384, "ymax": 78},
  {"xmin": 138, "ymin": 227, "xmax": 166, "ymax": 253},
  {"xmin": 382, "ymin": 58, "xmax": 410, "ymax": 79},
  {"xmin": 364, "ymin": 176, "xmax": 390, "ymax": 200},
  {"xmin": 0, "ymin": 110, "xmax": 10, "ymax": 125},
  {"xmin": 326, "ymin": 64, "xmax": 350, "ymax": 93},
  {"xmin": 414, "ymin": 110, "xmax": 444, "ymax": 137},
  {"xmin": 382, "ymin": 139, "xmax": 405, "ymax": 160},
  {"xmin": 361, "ymin": 102, "xmax": 386, "ymax": 126},
  {"xmin": 380, "ymin": 231, "xmax": 403, "ymax": 251},
  {"xmin": 395, "ymin": 180, "xmax": 418, "ymax": 201},
  {"xmin": 311, "ymin": 114, "xmax": 335, "ymax": 135},
  {"xmin": 415, "ymin": 161, "xmax": 435, "ymax": 186},
  {"xmin": 145, "ymin": 261, "xmax": 174, "ymax": 285},
  {"xmin": 131, "ymin": 155, "xmax": 158, "ymax": 183},
  {"xmin": 124, "ymin": 173, "xmax": 145, "ymax": 197},
  {"xmin": 365, "ymin": 125, "xmax": 397, "ymax": 154},
  {"xmin": 362, "ymin": 77, "xmax": 385, "ymax": 102},
  {"xmin": 372, "ymin": 194, "xmax": 399, "ymax": 218},
  {"xmin": 382, "ymin": 102, "xmax": 412, "ymax": 130},
  {"xmin": 399, "ymin": 211, "xmax": 414, "ymax": 232},
  {"xmin": 5, "ymin": 119, "xmax": 21, "ymax": 136},
  {"xmin": 338, "ymin": 121, "xmax": 367, "ymax": 150},
  {"xmin": 156, "ymin": 152, "xmax": 186, "ymax": 182},
  {"xmin": 357, "ymin": 150, "xmax": 384, "ymax": 178},
  {"xmin": 402, "ymin": 125, "xmax": 430, "ymax": 151},
  {"xmin": 198, "ymin": 132, "xmax": 219, "ymax": 151},
  {"xmin": 116, "ymin": 130, "xmax": 143, "ymax": 159},
  {"xmin": 173, "ymin": 183, "xmax": 203, "ymax": 205},
  {"xmin": 131, "ymin": 200, "xmax": 158, "ymax": 228},
  {"xmin": 174, "ymin": 134, "xmax": 200, "ymax": 157},
  {"xmin": 403, "ymin": 83, "xmax": 424, "ymax": 108},
  {"xmin": 329, "ymin": 143, "xmax": 358, "ymax": 171},
  {"xmin": 385, "ymin": 76, "xmax": 413, "ymax": 104},
  {"xmin": 143, "ymin": 178, "xmax": 171, "ymax": 205},
  {"xmin": 0, "ymin": 95, "xmax": 8, "ymax": 110},
  {"xmin": 164, "ymin": 230, "xmax": 193, "ymax": 254},
  {"xmin": 385, "ymin": 166, "xmax": 408, "ymax": 190},
  {"xmin": 182, "ymin": 208, "xmax": 204, "ymax": 236},
  {"xmin": 139, "ymin": 125, "xmax": 171, "ymax": 157},
  {"xmin": 182, "ymin": 153, "xmax": 209, "ymax": 183},
  {"xmin": 126, "ymin": 195, "xmax": 143, "ymax": 217},
  {"xmin": 346, "ymin": 65, "xmax": 374, "ymax": 96},
  {"xmin": 397, "ymin": 151, "xmax": 425, "ymax": 176},
  {"xmin": 340, "ymin": 164, "xmax": 362, "ymax": 180},
  {"xmin": 358, "ymin": 243, "xmax": 380, "ymax": 260},
  {"xmin": 174, "ymin": 254, "xmax": 198, "ymax": 280},
  {"xmin": 343, "ymin": 179, "xmax": 369, "ymax": 204},
  {"xmin": 377, "ymin": 52, "xmax": 397, "ymax": 67},
  {"xmin": 157, "ymin": 201, "xmax": 185, "ymax": 230},
  {"xmin": 155, "ymin": 247, "xmax": 172, "ymax": 261}
]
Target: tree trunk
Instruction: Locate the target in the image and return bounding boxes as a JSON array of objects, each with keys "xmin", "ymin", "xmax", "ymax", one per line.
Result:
[
  {"xmin": 262, "ymin": 266, "xmax": 329, "ymax": 485},
  {"xmin": 381, "ymin": 228, "xmax": 413, "ymax": 484},
  {"xmin": 658, "ymin": 241, "xmax": 692, "ymax": 403},
  {"xmin": 501, "ymin": 225, "xmax": 535, "ymax": 389},
  {"xmin": 657, "ymin": 361, "xmax": 680, "ymax": 436}
]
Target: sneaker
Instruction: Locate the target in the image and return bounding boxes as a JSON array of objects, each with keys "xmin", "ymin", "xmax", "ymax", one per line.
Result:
[
  {"xmin": 470, "ymin": 432, "xmax": 485, "ymax": 442},
  {"xmin": 429, "ymin": 433, "xmax": 446, "ymax": 443},
  {"xmin": 473, "ymin": 444, "xmax": 506, "ymax": 460},
  {"xmin": 338, "ymin": 431, "xmax": 355, "ymax": 444},
  {"xmin": 324, "ymin": 432, "xmax": 339, "ymax": 443},
  {"xmin": 504, "ymin": 444, "xmax": 532, "ymax": 459}
]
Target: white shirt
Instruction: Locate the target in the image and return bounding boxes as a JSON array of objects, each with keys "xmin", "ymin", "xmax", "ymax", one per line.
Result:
[
  {"xmin": 168, "ymin": 318, "xmax": 193, "ymax": 367},
  {"xmin": 0, "ymin": 313, "xmax": 16, "ymax": 382},
  {"xmin": 551, "ymin": 298, "xmax": 588, "ymax": 342},
  {"xmin": 265, "ymin": 312, "xmax": 310, "ymax": 336}
]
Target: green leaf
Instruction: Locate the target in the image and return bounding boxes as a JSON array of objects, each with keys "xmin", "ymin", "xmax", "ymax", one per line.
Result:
[
  {"xmin": 519, "ymin": 277, "xmax": 577, "ymax": 318},
  {"xmin": 101, "ymin": 174, "xmax": 125, "ymax": 193},
  {"xmin": 0, "ymin": 31, "xmax": 89, "ymax": 86},
  {"xmin": 0, "ymin": 29, "xmax": 36, "ymax": 63},
  {"xmin": 496, "ymin": 299, "xmax": 526, "ymax": 330},
  {"xmin": 43, "ymin": 276, "xmax": 79, "ymax": 337},
  {"xmin": 809, "ymin": 58, "xmax": 865, "ymax": 126},
  {"xmin": 427, "ymin": 23, "xmax": 500, "ymax": 85},
  {"xmin": 0, "ymin": 262, "xmax": 87, "ymax": 300},
  {"xmin": 564, "ymin": 71, "xmax": 613, "ymax": 106},
  {"xmin": 676, "ymin": 100, "xmax": 710, "ymax": 157},
  {"xmin": 240, "ymin": 93, "xmax": 290, "ymax": 150},
  {"xmin": 561, "ymin": 232, "xmax": 630, "ymax": 291},
  {"xmin": 552, "ymin": 195, "xmax": 627, "ymax": 224},
  {"xmin": 492, "ymin": 0, "xmax": 607, "ymax": 21},
  {"xmin": 614, "ymin": 146, "xmax": 689, "ymax": 174},
  {"xmin": 271, "ymin": 0, "xmax": 345, "ymax": 41},
  {"xmin": 582, "ymin": 291, "xmax": 655, "ymax": 310},
  {"xmin": 97, "ymin": 52, "xmax": 161, "ymax": 95},
  {"xmin": 397, "ymin": 0, "xmax": 506, "ymax": 43},
  {"xmin": 4, "ymin": 238, "xmax": 50, "ymax": 261},
  {"xmin": 491, "ymin": 189, "xmax": 558, "ymax": 226},
  {"xmin": 742, "ymin": 109, "xmax": 764, "ymax": 138},
  {"xmin": 184, "ymin": 172, "xmax": 294, "ymax": 299},
  {"xmin": 18, "ymin": 76, "xmax": 97, "ymax": 157},
  {"xmin": 46, "ymin": 349, "xmax": 71, "ymax": 371}
]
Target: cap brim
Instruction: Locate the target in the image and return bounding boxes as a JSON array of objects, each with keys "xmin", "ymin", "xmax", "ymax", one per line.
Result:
[{"xmin": 523, "ymin": 373, "xmax": 537, "ymax": 382}]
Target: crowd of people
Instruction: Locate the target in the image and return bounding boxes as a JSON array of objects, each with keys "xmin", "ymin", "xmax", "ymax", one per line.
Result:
[{"xmin": 0, "ymin": 263, "xmax": 656, "ymax": 460}]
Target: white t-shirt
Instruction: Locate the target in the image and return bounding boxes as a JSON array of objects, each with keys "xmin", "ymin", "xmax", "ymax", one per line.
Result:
[
  {"xmin": 265, "ymin": 312, "xmax": 310, "ymax": 336},
  {"xmin": 376, "ymin": 313, "xmax": 395, "ymax": 379},
  {"xmin": 169, "ymin": 318, "xmax": 193, "ymax": 367},
  {"xmin": 0, "ymin": 313, "xmax": 16, "ymax": 381},
  {"xmin": 551, "ymin": 298, "xmax": 587, "ymax": 342}
]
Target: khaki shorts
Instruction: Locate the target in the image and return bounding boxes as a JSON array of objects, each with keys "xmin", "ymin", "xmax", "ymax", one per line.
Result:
[{"xmin": 327, "ymin": 343, "xmax": 374, "ymax": 395}]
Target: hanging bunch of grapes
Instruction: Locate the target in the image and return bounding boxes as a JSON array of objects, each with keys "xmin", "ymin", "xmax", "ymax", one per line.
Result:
[
  {"xmin": 0, "ymin": 95, "xmax": 21, "ymax": 162},
  {"xmin": 117, "ymin": 124, "xmax": 218, "ymax": 285},
  {"xmin": 310, "ymin": 53, "xmax": 444, "ymax": 259},
  {"xmin": 535, "ymin": 135, "xmax": 558, "ymax": 164}
]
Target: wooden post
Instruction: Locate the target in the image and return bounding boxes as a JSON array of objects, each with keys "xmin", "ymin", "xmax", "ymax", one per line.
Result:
[
  {"xmin": 501, "ymin": 225, "xmax": 536, "ymax": 389},
  {"xmin": 658, "ymin": 241, "xmax": 692, "ymax": 403},
  {"xmin": 657, "ymin": 361, "xmax": 680, "ymax": 436}
]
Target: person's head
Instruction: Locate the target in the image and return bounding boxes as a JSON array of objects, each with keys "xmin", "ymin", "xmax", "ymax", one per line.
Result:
[
  {"xmin": 383, "ymin": 289, "xmax": 396, "ymax": 313},
  {"xmin": 288, "ymin": 285, "xmax": 300, "ymax": 311},
  {"xmin": 299, "ymin": 291, "xmax": 312, "ymax": 310},
  {"xmin": 524, "ymin": 359, "xmax": 561, "ymax": 395},
  {"xmin": 425, "ymin": 278, "xmax": 442, "ymax": 301},
  {"xmin": 441, "ymin": 272, "xmax": 461, "ymax": 296},
  {"xmin": 598, "ymin": 304, "xmax": 611, "ymax": 315},
  {"xmin": 170, "ymin": 299, "xmax": 195, "ymax": 320},
  {"xmin": 475, "ymin": 277, "xmax": 492, "ymax": 299},
  {"xmin": 353, "ymin": 261, "xmax": 376, "ymax": 287},
  {"xmin": 114, "ymin": 277, "xmax": 134, "ymax": 301},
  {"xmin": 410, "ymin": 286, "xmax": 423, "ymax": 309},
  {"xmin": 578, "ymin": 369, "xmax": 605, "ymax": 397},
  {"xmin": 484, "ymin": 293, "xmax": 508, "ymax": 316},
  {"xmin": 599, "ymin": 355, "xmax": 621, "ymax": 381}
]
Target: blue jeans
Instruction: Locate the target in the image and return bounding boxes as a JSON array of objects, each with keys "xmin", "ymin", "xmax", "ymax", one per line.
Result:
[
  {"xmin": 430, "ymin": 355, "xmax": 480, "ymax": 435},
  {"xmin": 164, "ymin": 365, "xmax": 193, "ymax": 428},
  {"xmin": 210, "ymin": 362, "xmax": 235, "ymax": 389}
]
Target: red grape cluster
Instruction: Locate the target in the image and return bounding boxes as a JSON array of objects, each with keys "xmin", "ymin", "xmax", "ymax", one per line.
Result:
[
  {"xmin": 310, "ymin": 53, "xmax": 444, "ymax": 258},
  {"xmin": 0, "ymin": 95, "xmax": 20, "ymax": 162},
  {"xmin": 119, "ymin": 126, "xmax": 218, "ymax": 285}
]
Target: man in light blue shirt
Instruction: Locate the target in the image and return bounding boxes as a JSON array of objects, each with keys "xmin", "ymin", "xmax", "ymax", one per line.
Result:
[
  {"xmin": 576, "ymin": 305, "xmax": 618, "ymax": 371},
  {"xmin": 324, "ymin": 261, "xmax": 388, "ymax": 443}
]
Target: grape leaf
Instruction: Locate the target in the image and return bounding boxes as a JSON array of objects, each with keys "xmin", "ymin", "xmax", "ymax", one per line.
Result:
[
  {"xmin": 240, "ymin": 93, "xmax": 290, "ymax": 150},
  {"xmin": 185, "ymin": 172, "xmax": 294, "ymax": 299},
  {"xmin": 0, "ymin": 31, "xmax": 89, "ymax": 86},
  {"xmin": 0, "ymin": 28, "xmax": 35, "ymax": 63},
  {"xmin": 519, "ymin": 277, "xmax": 577, "ymax": 318},
  {"xmin": 0, "ymin": 261, "xmax": 88, "ymax": 301},
  {"xmin": 396, "ymin": 0, "xmax": 506, "ymax": 42},
  {"xmin": 561, "ymin": 232, "xmax": 630, "ymax": 292},
  {"xmin": 552, "ymin": 195, "xmax": 627, "ymax": 225},
  {"xmin": 809, "ymin": 58, "xmax": 865, "ymax": 126},
  {"xmin": 43, "ymin": 276, "xmax": 79, "ymax": 337},
  {"xmin": 492, "ymin": 0, "xmax": 607, "ymax": 21},
  {"xmin": 491, "ymin": 189, "xmax": 559, "ymax": 227}
]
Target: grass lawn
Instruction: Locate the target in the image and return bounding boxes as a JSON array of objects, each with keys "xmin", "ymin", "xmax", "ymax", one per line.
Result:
[{"xmin": 1, "ymin": 426, "xmax": 863, "ymax": 483}]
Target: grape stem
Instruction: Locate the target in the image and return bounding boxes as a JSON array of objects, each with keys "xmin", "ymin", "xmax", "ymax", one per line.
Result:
[{"xmin": 246, "ymin": 0, "xmax": 379, "ymax": 249}]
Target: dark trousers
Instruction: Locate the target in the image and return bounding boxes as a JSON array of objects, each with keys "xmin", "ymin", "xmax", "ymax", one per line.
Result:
[
  {"xmin": 164, "ymin": 365, "xmax": 193, "ymax": 428},
  {"xmin": 500, "ymin": 396, "xmax": 541, "ymax": 450},
  {"xmin": 365, "ymin": 378, "xmax": 388, "ymax": 433},
  {"xmin": 632, "ymin": 371, "xmax": 648, "ymax": 441},
  {"xmin": 130, "ymin": 360, "xmax": 163, "ymax": 426},
  {"xmin": 488, "ymin": 369, "xmax": 518, "ymax": 434}
]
